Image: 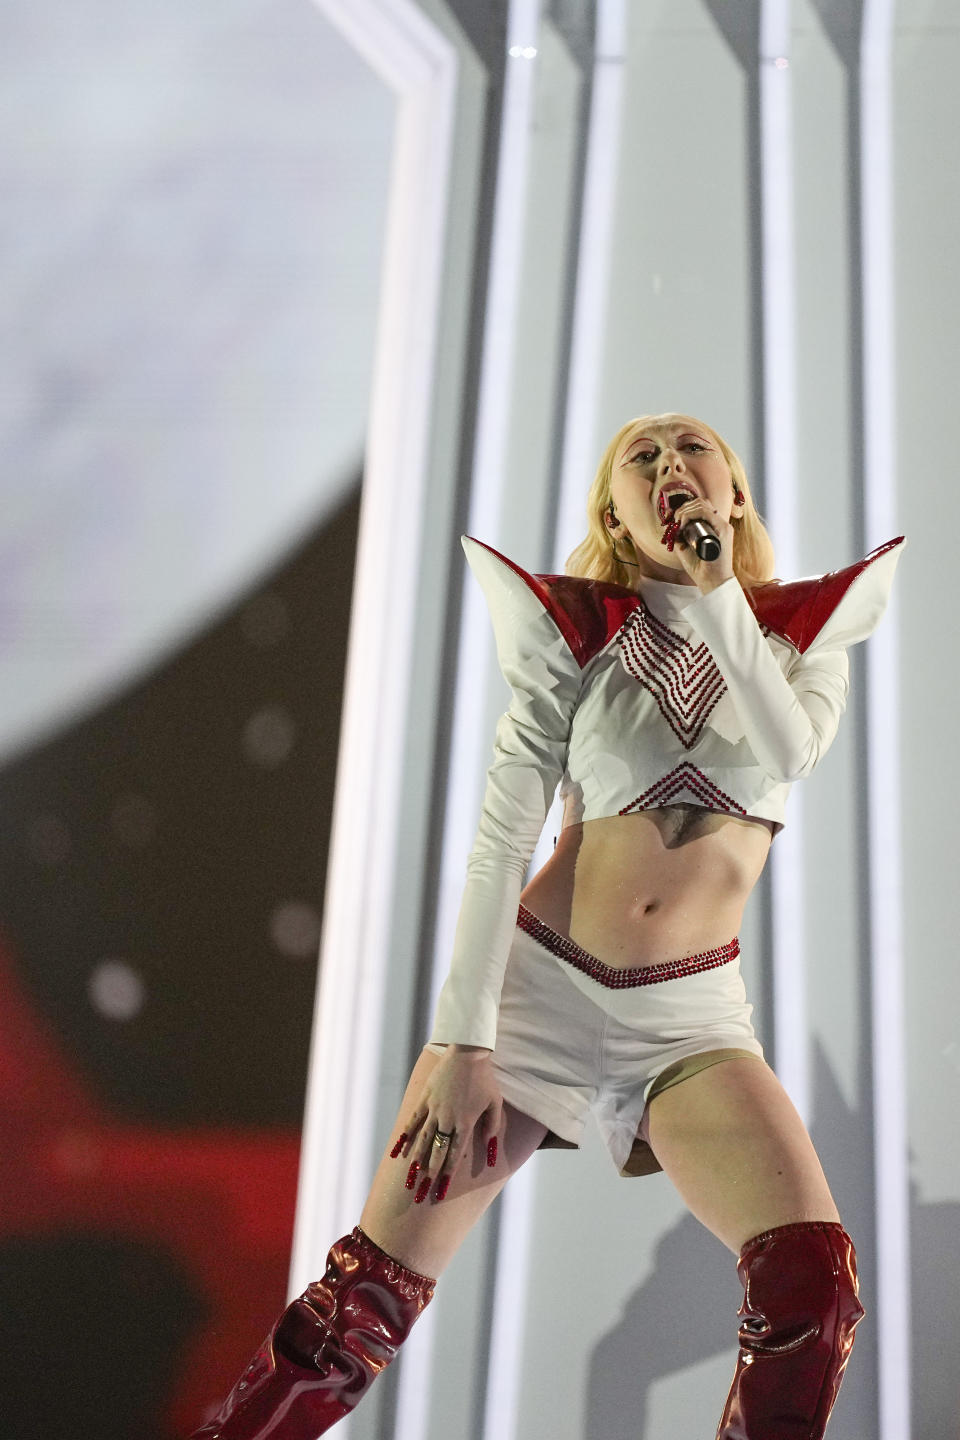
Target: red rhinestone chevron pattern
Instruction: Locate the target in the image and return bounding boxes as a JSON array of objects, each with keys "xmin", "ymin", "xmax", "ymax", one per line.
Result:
[
  {"xmin": 618, "ymin": 762, "xmax": 746, "ymax": 817},
  {"xmin": 618, "ymin": 603, "xmax": 727, "ymax": 748}
]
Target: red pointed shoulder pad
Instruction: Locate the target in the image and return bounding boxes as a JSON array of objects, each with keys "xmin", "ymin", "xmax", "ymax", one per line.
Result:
[
  {"xmin": 466, "ymin": 539, "xmax": 639, "ymax": 668},
  {"xmin": 747, "ymin": 536, "xmax": 905, "ymax": 653},
  {"xmin": 538, "ymin": 573, "xmax": 641, "ymax": 667}
]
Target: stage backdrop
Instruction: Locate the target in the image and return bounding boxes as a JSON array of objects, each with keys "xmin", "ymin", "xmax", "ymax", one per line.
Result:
[
  {"xmin": 0, "ymin": 2, "xmax": 388, "ymax": 1436},
  {"xmin": 2, "ymin": 4, "xmax": 957, "ymax": 1440}
]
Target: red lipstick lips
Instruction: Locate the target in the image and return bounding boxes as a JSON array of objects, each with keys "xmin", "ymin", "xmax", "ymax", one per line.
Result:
[{"xmin": 656, "ymin": 485, "xmax": 695, "ymax": 526}]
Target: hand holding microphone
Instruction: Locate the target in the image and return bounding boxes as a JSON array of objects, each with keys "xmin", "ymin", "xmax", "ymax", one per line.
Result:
[{"xmin": 665, "ymin": 492, "xmax": 721, "ymax": 561}]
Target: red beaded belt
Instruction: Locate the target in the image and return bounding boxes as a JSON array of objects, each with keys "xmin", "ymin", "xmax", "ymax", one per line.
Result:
[{"xmin": 516, "ymin": 904, "xmax": 739, "ymax": 989}]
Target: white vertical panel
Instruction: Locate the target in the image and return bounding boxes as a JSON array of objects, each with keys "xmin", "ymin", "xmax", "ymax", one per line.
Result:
[
  {"xmin": 470, "ymin": 16, "xmax": 595, "ymax": 1440},
  {"xmin": 760, "ymin": 0, "xmax": 811, "ymax": 1124},
  {"xmin": 552, "ymin": 0, "xmax": 629, "ymax": 571},
  {"xmin": 427, "ymin": 0, "xmax": 543, "ymax": 1077},
  {"xmin": 290, "ymin": 0, "xmax": 457, "ymax": 1318},
  {"xmin": 480, "ymin": 1164, "xmax": 537, "ymax": 1440},
  {"xmin": 861, "ymin": 2, "xmax": 911, "ymax": 1438},
  {"xmin": 401, "ymin": 6, "xmax": 545, "ymax": 1440},
  {"xmin": 482, "ymin": 13, "xmax": 628, "ymax": 1438}
]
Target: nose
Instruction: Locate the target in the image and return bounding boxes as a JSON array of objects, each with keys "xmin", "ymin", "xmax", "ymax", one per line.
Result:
[{"xmin": 660, "ymin": 450, "xmax": 684, "ymax": 476}]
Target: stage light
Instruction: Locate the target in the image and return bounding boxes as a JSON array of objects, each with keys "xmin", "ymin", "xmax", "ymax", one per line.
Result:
[
  {"xmin": 88, "ymin": 959, "xmax": 146, "ymax": 1022},
  {"xmin": 242, "ymin": 703, "xmax": 296, "ymax": 767}
]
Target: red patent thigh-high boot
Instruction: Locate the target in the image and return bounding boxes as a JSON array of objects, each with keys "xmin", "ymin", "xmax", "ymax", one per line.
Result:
[
  {"xmin": 190, "ymin": 1227, "xmax": 435, "ymax": 1440},
  {"xmin": 716, "ymin": 1220, "xmax": 865, "ymax": 1440}
]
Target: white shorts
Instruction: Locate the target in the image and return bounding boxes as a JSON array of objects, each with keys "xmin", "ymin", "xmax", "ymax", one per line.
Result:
[{"xmin": 428, "ymin": 906, "xmax": 764, "ymax": 1177}]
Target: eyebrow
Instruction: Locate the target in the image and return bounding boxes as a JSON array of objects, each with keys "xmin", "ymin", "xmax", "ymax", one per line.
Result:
[{"xmin": 621, "ymin": 430, "xmax": 710, "ymax": 459}]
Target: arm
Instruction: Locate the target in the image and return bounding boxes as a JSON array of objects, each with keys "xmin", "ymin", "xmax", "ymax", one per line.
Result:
[
  {"xmin": 684, "ymin": 577, "xmax": 849, "ymax": 782},
  {"xmin": 666, "ymin": 496, "xmax": 902, "ymax": 783},
  {"xmin": 431, "ymin": 688, "xmax": 575, "ymax": 1049},
  {"xmin": 399, "ymin": 642, "xmax": 577, "ymax": 1199},
  {"xmin": 430, "ymin": 541, "xmax": 583, "ymax": 1049},
  {"xmin": 392, "ymin": 542, "xmax": 581, "ymax": 1204}
]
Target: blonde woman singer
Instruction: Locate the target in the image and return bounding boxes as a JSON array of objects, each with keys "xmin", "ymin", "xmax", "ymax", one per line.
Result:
[{"xmin": 192, "ymin": 412, "xmax": 904, "ymax": 1440}]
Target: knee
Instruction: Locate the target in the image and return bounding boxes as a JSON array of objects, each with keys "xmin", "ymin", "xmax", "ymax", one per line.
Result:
[
  {"xmin": 717, "ymin": 1222, "xmax": 866, "ymax": 1439},
  {"xmin": 736, "ymin": 1220, "xmax": 865, "ymax": 1355}
]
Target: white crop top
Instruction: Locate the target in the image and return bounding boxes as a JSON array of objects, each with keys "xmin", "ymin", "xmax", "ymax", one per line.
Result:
[{"xmin": 431, "ymin": 533, "xmax": 906, "ymax": 1049}]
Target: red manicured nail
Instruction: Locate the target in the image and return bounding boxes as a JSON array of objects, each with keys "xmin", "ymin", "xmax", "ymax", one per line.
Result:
[
  {"xmin": 390, "ymin": 1134, "xmax": 407, "ymax": 1159},
  {"xmin": 487, "ymin": 1137, "xmax": 498, "ymax": 1168},
  {"xmin": 414, "ymin": 1177, "xmax": 431, "ymax": 1204},
  {"xmin": 405, "ymin": 1162, "xmax": 419, "ymax": 1190},
  {"xmin": 433, "ymin": 1175, "xmax": 451, "ymax": 1204}
]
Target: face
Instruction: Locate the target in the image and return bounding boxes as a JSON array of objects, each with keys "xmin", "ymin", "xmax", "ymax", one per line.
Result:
[{"xmin": 606, "ymin": 413, "xmax": 740, "ymax": 581}]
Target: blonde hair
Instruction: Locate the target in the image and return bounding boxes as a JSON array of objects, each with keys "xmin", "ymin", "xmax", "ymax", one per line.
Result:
[{"xmin": 566, "ymin": 413, "xmax": 775, "ymax": 592}]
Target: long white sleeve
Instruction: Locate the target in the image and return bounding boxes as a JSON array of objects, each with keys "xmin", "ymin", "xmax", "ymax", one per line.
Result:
[
  {"xmin": 684, "ymin": 578, "xmax": 849, "ymax": 782},
  {"xmin": 430, "ymin": 541, "xmax": 582, "ymax": 1049}
]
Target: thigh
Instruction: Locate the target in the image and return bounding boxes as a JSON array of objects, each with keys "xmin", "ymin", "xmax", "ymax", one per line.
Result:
[
  {"xmin": 360, "ymin": 1047, "xmax": 548, "ymax": 1279},
  {"xmin": 646, "ymin": 1058, "xmax": 840, "ymax": 1254}
]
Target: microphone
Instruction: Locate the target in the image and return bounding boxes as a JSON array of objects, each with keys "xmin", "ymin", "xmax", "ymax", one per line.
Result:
[{"xmin": 667, "ymin": 492, "xmax": 721, "ymax": 562}]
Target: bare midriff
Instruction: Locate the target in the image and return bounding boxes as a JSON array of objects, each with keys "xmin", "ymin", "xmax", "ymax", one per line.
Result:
[{"xmin": 519, "ymin": 806, "xmax": 774, "ymax": 971}]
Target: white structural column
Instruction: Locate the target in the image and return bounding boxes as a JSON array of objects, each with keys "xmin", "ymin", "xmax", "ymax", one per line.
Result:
[
  {"xmin": 552, "ymin": 0, "xmax": 629, "ymax": 571},
  {"xmin": 758, "ymin": 1, "xmax": 810, "ymax": 1123},
  {"xmin": 289, "ymin": 0, "xmax": 457, "ymax": 1316},
  {"xmin": 481, "ymin": 7, "xmax": 629, "ymax": 1440},
  {"xmin": 861, "ymin": 2, "xmax": 911, "ymax": 1437},
  {"xmin": 427, "ymin": 0, "xmax": 544, "ymax": 1089},
  {"xmin": 533, "ymin": 0, "xmax": 627, "ymax": 868},
  {"xmin": 394, "ymin": 6, "xmax": 546, "ymax": 1440}
]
